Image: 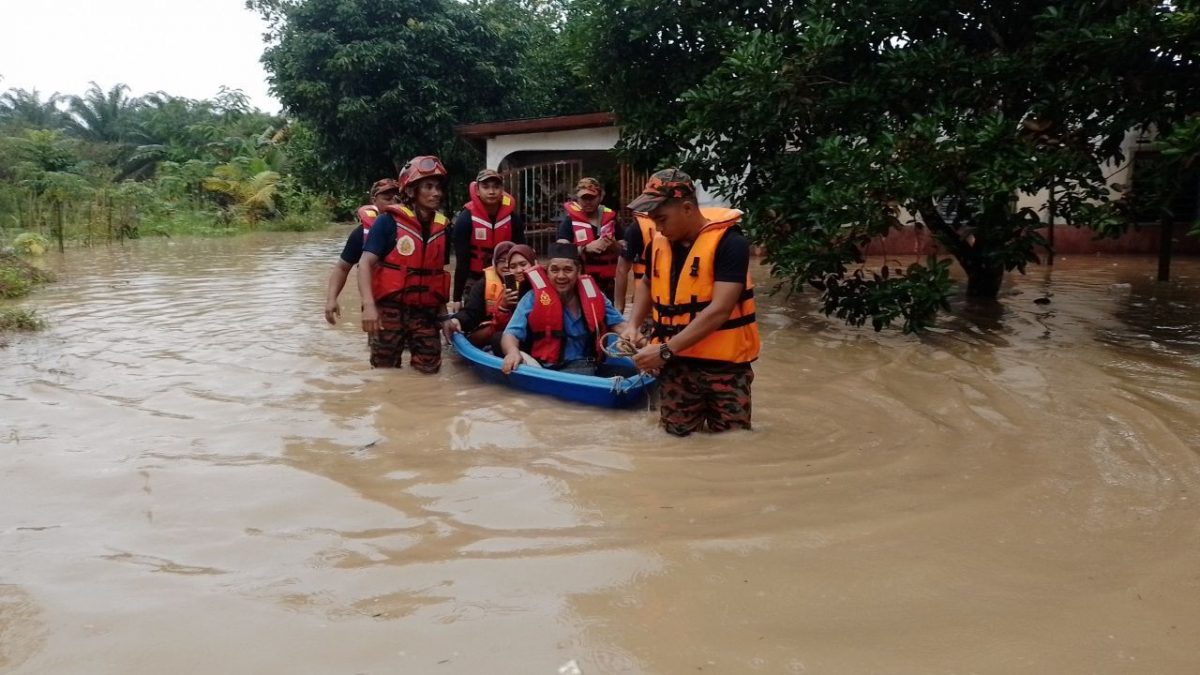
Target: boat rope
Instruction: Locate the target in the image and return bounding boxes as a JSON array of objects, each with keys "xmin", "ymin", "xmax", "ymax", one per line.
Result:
[{"xmin": 600, "ymin": 332, "xmax": 640, "ymax": 359}]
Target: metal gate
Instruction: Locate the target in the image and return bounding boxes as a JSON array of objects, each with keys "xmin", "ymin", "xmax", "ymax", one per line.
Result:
[
  {"xmin": 502, "ymin": 160, "xmax": 583, "ymax": 254},
  {"xmin": 618, "ymin": 163, "xmax": 651, "ymax": 227}
]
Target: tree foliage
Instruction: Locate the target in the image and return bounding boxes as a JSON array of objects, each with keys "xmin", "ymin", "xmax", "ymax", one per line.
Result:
[
  {"xmin": 573, "ymin": 0, "xmax": 1200, "ymax": 331},
  {"xmin": 0, "ymin": 82, "xmax": 328, "ymax": 244},
  {"xmin": 250, "ymin": 0, "xmax": 596, "ymax": 203}
]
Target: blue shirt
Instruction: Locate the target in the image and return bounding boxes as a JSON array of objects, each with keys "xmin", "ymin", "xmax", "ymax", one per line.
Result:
[{"xmin": 504, "ymin": 291, "xmax": 626, "ymax": 362}]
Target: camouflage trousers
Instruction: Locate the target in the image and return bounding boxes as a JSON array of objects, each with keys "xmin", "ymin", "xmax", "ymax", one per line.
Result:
[
  {"xmin": 657, "ymin": 360, "xmax": 754, "ymax": 437},
  {"xmin": 369, "ymin": 305, "xmax": 442, "ymax": 373}
]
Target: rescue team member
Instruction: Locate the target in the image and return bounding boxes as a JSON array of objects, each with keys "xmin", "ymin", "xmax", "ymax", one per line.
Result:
[
  {"xmin": 443, "ymin": 243, "xmax": 536, "ymax": 349},
  {"xmin": 324, "ymin": 178, "xmax": 400, "ymax": 324},
  {"xmin": 613, "ymin": 214, "xmax": 656, "ymax": 314},
  {"xmin": 501, "ymin": 242, "xmax": 627, "ymax": 375},
  {"xmin": 357, "ymin": 156, "xmax": 452, "ymax": 372},
  {"xmin": 621, "ymin": 169, "xmax": 760, "ymax": 436},
  {"xmin": 555, "ymin": 177, "xmax": 620, "ymax": 300},
  {"xmin": 452, "ymin": 169, "xmax": 526, "ymax": 309}
]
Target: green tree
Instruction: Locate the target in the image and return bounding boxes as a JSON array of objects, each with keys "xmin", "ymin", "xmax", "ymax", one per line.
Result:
[
  {"xmin": 0, "ymin": 89, "xmax": 68, "ymax": 130},
  {"xmin": 574, "ymin": 0, "xmax": 1200, "ymax": 331},
  {"xmin": 66, "ymin": 82, "xmax": 142, "ymax": 143},
  {"xmin": 252, "ymin": 0, "xmax": 526, "ymax": 195}
]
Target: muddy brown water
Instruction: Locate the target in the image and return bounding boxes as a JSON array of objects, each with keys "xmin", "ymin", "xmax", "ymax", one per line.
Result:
[{"xmin": 2, "ymin": 230, "xmax": 1199, "ymax": 674}]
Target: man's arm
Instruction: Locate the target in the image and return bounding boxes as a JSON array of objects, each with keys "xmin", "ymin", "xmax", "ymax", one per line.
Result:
[
  {"xmin": 357, "ymin": 215, "xmax": 397, "ymax": 334},
  {"xmin": 324, "ymin": 260, "xmax": 353, "ymax": 325},
  {"xmin": 357, "ymin": 252, "xmax": 382, "ymax": 334},
  {"xmin": 614, "ymin": 222, "xmax": 642, "ymax": 313},
  {"xmin": 555, "ymin": 214, "xmax": 573, "ymax": 244},
  {"xmin": 451, "ymin": 212, "xmax": 470, "ymax": 301},
  {"xmin": 499, "ymin": 294, "xmax": 533, "ymax": 373}
]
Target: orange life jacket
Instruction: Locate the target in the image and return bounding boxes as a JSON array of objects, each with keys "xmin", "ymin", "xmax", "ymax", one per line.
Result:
[
  {"xmin": 482, "ymin": 266, "xmax": 513, "ymax": 332},
  {"xmin": 464, "ymin": 184, "xmax": 516, "ymax": 274},
  {"xmin": 564, "ymin": 201, "xmax": 619, "ymax": 282},
  {"xmin": 524, "ymin": 266, "xmax": 608, "ymax": 367},
  {"xmin": 633, "ymin": 216, "xmax": 656, "ymax": 279},
  {"xmin": 650, "ymin": 209, "xmax": 760, "ymax": 364},
  {"xmin": 371, "ymin": 205, "xmax": 450, "ymax": 308},
  {"xmin": 357, "ymin": 205, "xmax": 379, "ymax": 241}
]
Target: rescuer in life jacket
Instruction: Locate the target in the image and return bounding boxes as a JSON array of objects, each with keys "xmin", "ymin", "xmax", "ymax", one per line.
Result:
[
  {"xmin": 357, "ymin": 156, "xmax": 452, "ymax": 372},
  {"xmin": 620, "ymin": 168, "xmax": 761, "ymax": 436},
  {"xmin": 443, "ymin": 242, "xmax": 537, "ymax": 351},
  {"xmin": 451, "ymin": 169, "xmax": 526, "ymax": 311},
  {"xmin": 555, "ymin": 177, "xmax": 621, "ymax": 300},
  {"xmin": 323, "ymin": 178, "xmax": 400, "ymax": 324},
  {"xmin": 613, "ymin": 214, "xmax": 657, "ymax": 314},
  {"xmin": 499, "ymin": 242, "xmax": 628, "ymax": 376}
]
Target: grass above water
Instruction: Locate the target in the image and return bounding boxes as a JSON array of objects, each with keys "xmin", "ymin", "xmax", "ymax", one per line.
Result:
[
  {"xmin": 0, "ymin": 307, "xmax": 45, "ymax": 331},
  {"xmin": 0, "ymin": 252, "xmax": 54, "ymax": 299}
]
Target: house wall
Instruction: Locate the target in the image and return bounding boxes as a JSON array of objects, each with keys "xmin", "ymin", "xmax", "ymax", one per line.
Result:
[{"xmin": 486, "ymin": 127, "xmax": 621, "ymax": 169}]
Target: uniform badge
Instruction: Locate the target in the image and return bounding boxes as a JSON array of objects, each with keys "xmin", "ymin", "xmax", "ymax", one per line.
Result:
[
  {"xmin": 538, "ymin": 291, "xmax": 553, "ymax": 306},
  {"xmin": 396, "ymin": 236, "xmax": 416, "ymax": 256},
  {"xmin": 474, "ymin": 227, "xmax": 487, "ymax": 240}
]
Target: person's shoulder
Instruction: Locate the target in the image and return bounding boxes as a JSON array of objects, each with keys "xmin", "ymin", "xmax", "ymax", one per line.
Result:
[
  {"xmin": 717, "ymin": 227, "xmax": 750, "ymax": 252},
  {"xmin": 452, "ymin": 209, "xmax": 471, "ymax": 224}
]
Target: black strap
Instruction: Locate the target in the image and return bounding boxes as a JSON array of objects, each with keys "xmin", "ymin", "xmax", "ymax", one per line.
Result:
[
  {"xmin": 652, "ymin": 288, "xmax": 755, "ymax": 317},
  {"xmin": 654, "ymin": 312, "xmax": 756, "ymax": 339}
]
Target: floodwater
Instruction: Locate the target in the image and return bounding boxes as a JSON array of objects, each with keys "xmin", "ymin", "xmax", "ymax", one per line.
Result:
[{"xmin": 2, "ymin": 230, "xmax": 1198, "ymax": 675}]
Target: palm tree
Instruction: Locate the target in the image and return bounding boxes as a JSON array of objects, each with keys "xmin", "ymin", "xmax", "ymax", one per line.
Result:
[
  {"xmin": 65, "ymin": 82, "xmax": 142, "ymax": 143},
  {"xmin": 0, "ymin": 88, "xmax": 68, "ymax": 129}
]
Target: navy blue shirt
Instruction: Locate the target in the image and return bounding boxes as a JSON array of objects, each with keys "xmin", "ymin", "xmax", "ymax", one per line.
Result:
[
  {"xmin": 362, "ymin": 213, "xmax": 452, "ymax": 265},
  {"xmin": 339, "ymin": 226, "xmax": 365, "ymax": 265}
]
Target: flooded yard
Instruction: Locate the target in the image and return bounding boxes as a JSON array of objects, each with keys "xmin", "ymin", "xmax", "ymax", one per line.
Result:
[{"xmin": 2, "ymin": 231, "xmax": 1198, "ymax": 674}]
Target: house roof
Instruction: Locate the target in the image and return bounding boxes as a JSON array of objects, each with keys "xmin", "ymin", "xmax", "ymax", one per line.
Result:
[{"xmin": 456, "ymin": 112, "xmax": 616, "ymax": 139}]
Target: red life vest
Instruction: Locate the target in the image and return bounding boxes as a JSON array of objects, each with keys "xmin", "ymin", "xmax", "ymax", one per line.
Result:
[
  {"xmin": 465, "ymin": 183, "xmax": 516, "ymax": 274},
  {"xmin": 564, "ymin": 201, "xmax": 619, "ymax": 282},
  {"xmin": 357, "ymin": 205, "xmax": 379, "ymax": 241},
  {"xmin": 370, "ymin": 205, "xmax": 450, "ymax": 308},
  {"xmin": 523, "ymin": 266, "xmax": 608, "ymax": 367}
]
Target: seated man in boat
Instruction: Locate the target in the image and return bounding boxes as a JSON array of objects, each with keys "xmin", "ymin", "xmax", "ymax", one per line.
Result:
[
  {"xmin": 500, "ymin": 242, "xmax": 629, "ymax": 375},
  {"xmin": 443, "ymin": 242, "xmax": 536, "ymax": 350}
]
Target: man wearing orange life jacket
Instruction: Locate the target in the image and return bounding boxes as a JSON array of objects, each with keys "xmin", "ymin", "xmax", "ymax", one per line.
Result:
[
  {"xmin": 500, "ymin": 242, "xmax": 628, "ymax": 376},
  {"xmin": 324, "ymin": 178, "xmax": 401, "ymax": 324},
  {"xmin": 614, "ymin": 214, "xmax": 657, "ymax": 314},
  {"xmin": 451, "ymin": 169, "xmax": 526, "ymax": 309},
  {"xmin": 357, "ymin": 156, "xmax": 452, "ymax": 372},
  {"xmin": 622, "ymin": 169, "xmax": 761, "ymax": 436},
  {"xmin": 556, "ymin": 177, "xmax": 620, "ymax": 300}
]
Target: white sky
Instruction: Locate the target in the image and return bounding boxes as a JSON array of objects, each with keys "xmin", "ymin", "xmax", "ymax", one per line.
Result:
[{"xmin": 0, "ymin": 0, "xmax": 280, "ymax": 112}]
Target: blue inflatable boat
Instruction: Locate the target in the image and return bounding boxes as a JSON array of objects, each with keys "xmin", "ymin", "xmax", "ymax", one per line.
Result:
[{"xmin": 451, "ymin": 332, "xmax": 655, "ymax": 409}]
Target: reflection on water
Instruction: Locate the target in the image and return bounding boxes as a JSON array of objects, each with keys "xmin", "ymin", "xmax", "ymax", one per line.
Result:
[{"xmin": 1, "ymin": 232, "xmax": 1199, "ymax": 674}]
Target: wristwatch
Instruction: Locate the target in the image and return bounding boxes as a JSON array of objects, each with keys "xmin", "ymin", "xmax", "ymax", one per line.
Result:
[{"xmin": 659, "ymin": 343, "xmax": 674, "ymax": 361}]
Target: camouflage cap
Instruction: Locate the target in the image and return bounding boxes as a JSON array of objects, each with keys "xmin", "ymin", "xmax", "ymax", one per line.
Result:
[
  {"xmin": 369, "ymin": 178, "xmax": 400, "ymax": 197},
  {"xmin": 475, "ymin": 168, "xmax": 503, "ymax": 183},
  {"xmin": 627, "ymin": 168, "xmax": 695, "ymax": 213},
  {"xmin": 575, "ymin": 177, "xmax": 602, "ymax": 197}
]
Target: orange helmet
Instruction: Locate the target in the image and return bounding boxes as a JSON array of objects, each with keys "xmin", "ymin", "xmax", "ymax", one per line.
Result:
[{"xmin": 398, "ymin": 155, "xmax": 448, "ymax": 191}]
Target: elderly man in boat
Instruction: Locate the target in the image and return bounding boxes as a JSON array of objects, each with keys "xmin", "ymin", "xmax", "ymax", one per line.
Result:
[{"xmin": 500, "ymin": 242, "xmax": 630, "ymax": 375}]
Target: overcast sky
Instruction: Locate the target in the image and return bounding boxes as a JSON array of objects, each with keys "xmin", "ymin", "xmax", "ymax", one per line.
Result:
[{"xmin": 0, "ymin": 0, "xmax": 281, "ymax": 111}]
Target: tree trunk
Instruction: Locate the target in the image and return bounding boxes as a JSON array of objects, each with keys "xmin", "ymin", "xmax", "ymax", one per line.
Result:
[
  {"xmin": 965, "ymin": 265, "xmax": 1005, "ymax": 298},
  {"xmin": 1157, "ymin": 216, "xmax": 1174, "ymax": 282}
]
